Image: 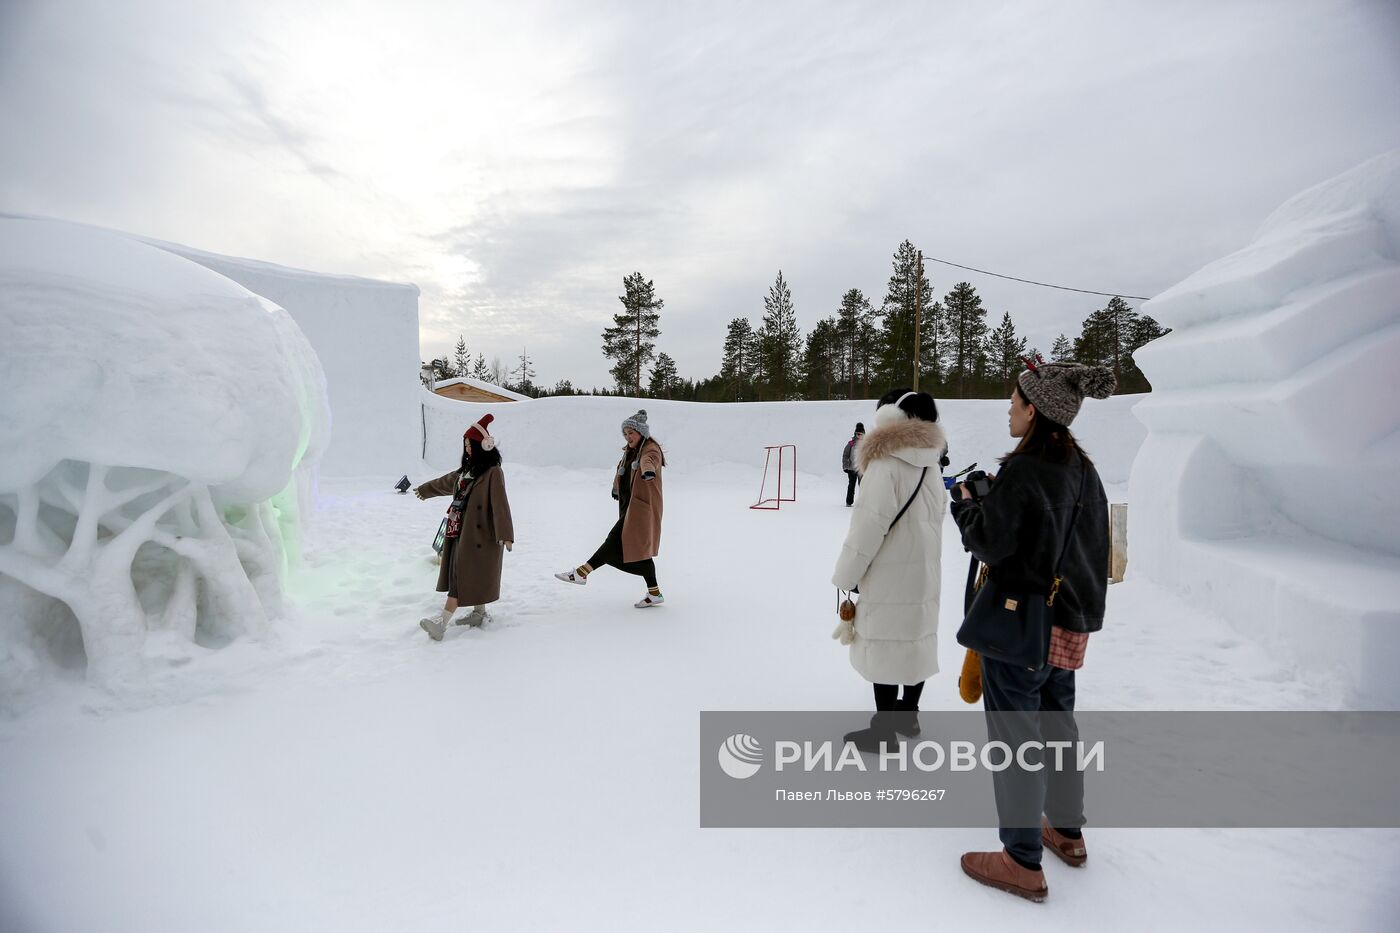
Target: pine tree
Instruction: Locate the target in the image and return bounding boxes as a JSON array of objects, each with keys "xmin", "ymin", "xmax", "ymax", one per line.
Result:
[
  {"xmin": 802, "ymin": 318, "xmax": 841, "ymax": 400},
  {"xmin": 1050, "ymin": 333, "xmax": 1072, "ymax": 362},
  {"xmin": 941, "ymin": 282, "xmax": 990, "ymax": 398},
  {"xmin": 453, "ymin": 336, "xmax": 471, "ymax": 379},
  {"xmin": 877, "ymin": 240, "xmax": 938, "ymax": 388},
  {"xmin": 1121, "ymin": 311, "xmax": 1169, "ymax": 392},
  {"xmin": 601, "ymin": 272, "xmax": 663, "ymax": 395},
  {"xmin": 1073, "ymin": 297, "xmax": 1142, "ymax": 392},
  {"xmin": 720, "ymin": 317, "xmax": 758, "ymax": 399},
  {"xmin": 649, "ymin": 352, "xmax": 679, "ymax": 399},
  {"xmin": 511, "ymin": 347, "xmax": 536, "ymax": 394},
  {"xmin": 471, "ymin": 353, "xmax": 489, "ymax": 381},
  {"xmin": 431, "ymin": 358, "xmax": 454, "ymax": 382},
  {"xmin": 835, "ymin": 288, "xmax": 873, "ymax": 398},
  {"xmin": 856, "ymin": 316, "xmax": 879, "ymax": 397},
  {"xmin": 758, "ymin": 270, "xmax": 801, "ymax": 399},
  {"xmin": 986, "ymin": 311, "xmax": 1028, "ymax": 396},
  {"xmin": 553, "ymin": 379, "xmax": 576, "ymax": 395}
]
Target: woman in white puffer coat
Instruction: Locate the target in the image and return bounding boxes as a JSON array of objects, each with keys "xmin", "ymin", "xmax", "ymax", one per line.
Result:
[{"xmin": 832, "ymin": 388, "xmax": 948, "ymax": 751}]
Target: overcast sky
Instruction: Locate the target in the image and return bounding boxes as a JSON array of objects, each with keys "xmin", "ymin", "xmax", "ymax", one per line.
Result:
[{"xmin": 3, "ymin": 0, "xmax": 1397, "ymax": 389}]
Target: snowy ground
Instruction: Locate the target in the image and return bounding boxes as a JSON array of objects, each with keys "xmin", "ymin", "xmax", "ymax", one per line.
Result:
[{"xmin": 2, "ymin": 466, "xmax": 1396, "ymax": 931}]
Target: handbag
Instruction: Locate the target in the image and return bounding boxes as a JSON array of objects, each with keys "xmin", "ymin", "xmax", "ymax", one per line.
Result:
[
  {"xmin": 955, "ymin": 465, "xmax": 1088, "ymax": 670},
  {"xmin": 832, "ymin": 466, "xmax": 929, "ymax": 644},
  {"xmin": 432, "ymin": 517, "xmax": 448, "ymax": 554}
]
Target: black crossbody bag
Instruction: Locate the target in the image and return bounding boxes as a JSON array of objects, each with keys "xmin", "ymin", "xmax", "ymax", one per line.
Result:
[{"xmin": 956, "ymin": 465, "xmax": 1087, "ymax": 671}]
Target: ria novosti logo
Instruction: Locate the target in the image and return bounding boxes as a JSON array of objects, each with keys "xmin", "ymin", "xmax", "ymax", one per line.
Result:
[{"xmin": 717, "ymin": 734, "xmax": 764, "ymax": 779}]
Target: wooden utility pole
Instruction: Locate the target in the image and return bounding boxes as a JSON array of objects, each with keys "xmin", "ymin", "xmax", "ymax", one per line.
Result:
[{"xmin": 913, "ymin": 250, "xmax": 924, "ymax": 391}]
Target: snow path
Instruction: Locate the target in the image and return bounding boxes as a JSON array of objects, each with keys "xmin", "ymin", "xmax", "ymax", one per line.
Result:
[{"xmin": 1, "ymin": 466, "xmax": 1395, "ymax": 931}]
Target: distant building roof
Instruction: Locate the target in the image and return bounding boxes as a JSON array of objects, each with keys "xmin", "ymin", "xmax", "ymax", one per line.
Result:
[{"xmin": 432, "ymin": 377, "xmax": 531, "ymax": 402}]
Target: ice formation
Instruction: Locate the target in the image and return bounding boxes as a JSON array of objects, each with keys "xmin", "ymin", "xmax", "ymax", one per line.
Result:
[
  {"xmin": 0, "ymin": 216, "xmax": 329, "ymax": 684},
  {"xmin": 1131, "ymin": 150, "xmax": 1400, "ymax": 707}
]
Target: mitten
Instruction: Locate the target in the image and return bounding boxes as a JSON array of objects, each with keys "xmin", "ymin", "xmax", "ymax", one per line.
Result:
[
  {"xmin": 831, "ymin": 596, "xmax": 857, "ymax": 646},
  {"xmin": 958, "ymin": 649, "xmax": 982, "ymax": 704}
]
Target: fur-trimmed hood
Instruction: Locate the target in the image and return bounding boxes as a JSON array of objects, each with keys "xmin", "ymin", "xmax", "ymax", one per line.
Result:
[{"xmin": 854, "ymin": 418, "xmax": 946, "ymax": 474}]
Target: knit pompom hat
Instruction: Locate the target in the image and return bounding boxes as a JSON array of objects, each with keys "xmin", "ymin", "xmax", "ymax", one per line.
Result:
[
  {"xmin": 464, "ymin": 413, "xmax": 496, "ymax": 450},
  {"xmin": 621, "ymin": 409, "xmax": 650, "ymax": 438},
  {"xmin": 1016, "ymin": 358, "xmax": 1115, "ymax": 426}
]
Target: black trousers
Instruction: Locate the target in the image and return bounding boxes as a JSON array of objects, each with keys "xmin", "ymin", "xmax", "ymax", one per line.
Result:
[
  {"xmin": 872, "ymin": 681, "xmax": 924, "ymax": 711},
  {"xmin": 587, "ymin": 517, "xmax": 659, "ymax": 588},
  {"xmin": 845, "ymin": 470, "xmax": 861, "ymax": 505}
]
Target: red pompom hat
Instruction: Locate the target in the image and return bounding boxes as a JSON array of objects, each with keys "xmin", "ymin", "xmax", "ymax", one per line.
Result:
[{"xmin": 464, "ymin": 414, "xmax": 496, "ymax": 451}]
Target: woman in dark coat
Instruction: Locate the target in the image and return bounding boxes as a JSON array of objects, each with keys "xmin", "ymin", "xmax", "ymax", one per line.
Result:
[
  {"xmin": 554, "ymin": 409, "xmax": 667, "ymax": 608},
  {"xmin": 950, "ymin": 359, "xmax": 1113, "ymax": 902},
  {"xmin": 414, "ymin": 414, "xmax": 514, "ymax": 640}
]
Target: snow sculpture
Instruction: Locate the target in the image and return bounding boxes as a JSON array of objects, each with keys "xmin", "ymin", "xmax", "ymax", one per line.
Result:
[
  {"xmin": 1131, "ymin": 150, "xmax": 1400, "ymax": 707},
  {"xmin": 0, "ymin": 217, "xmax": 329, "ymax": 685}
]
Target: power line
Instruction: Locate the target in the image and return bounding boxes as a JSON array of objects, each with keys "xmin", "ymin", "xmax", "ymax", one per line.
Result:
[{"xmin": 921, "ymin": 254, "xmax": 1153, "ymax": 302}]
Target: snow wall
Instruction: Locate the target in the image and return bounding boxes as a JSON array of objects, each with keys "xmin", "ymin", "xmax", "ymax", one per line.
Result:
[
  {"xmin": 1131, "ymin": 150, "xmax": 1400, "ymax": 709},
  {"xmin": 147, "ymin": 239, "xmax": 421, "ymax": 479},
  {"xmin": 0, "ymin": 216, "xmax": 330, "ymax": 686},
  {"xmin": 421, "ymin": 391, "xmax": 1147, "ymax": 486}
]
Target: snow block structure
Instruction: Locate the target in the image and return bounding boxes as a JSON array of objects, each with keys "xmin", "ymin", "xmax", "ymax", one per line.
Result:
[
  {"xmin": 1131, "ymin": 150, "xmax": 1400, "ymax": 708},
  {"xmin": 148, "ymin": 239, "xmax": 421, "ymax": 477},
  {"xmin": 0, "ymin": 217, "xmax": 330, "ymax": 685}
]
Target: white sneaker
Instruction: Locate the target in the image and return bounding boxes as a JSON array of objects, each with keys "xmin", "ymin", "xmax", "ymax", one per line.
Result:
[
  {"xmin": 419, "ymin": 616, "xmax": 446, "ymax": 641},
  {"xmin": 457, "ymin": 607, "xmax": 489, "ymax": 627},
  {"xmin": 554, "ymin": 569, "xmax": 587, "ymax": 585},
  {"xmin": 634, "ymin": 593, "xmax": 665, "ymax": 608}
]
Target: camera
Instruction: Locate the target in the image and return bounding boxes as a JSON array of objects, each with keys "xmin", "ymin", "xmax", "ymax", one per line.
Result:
[{"xmin": 952, "ymin": 469, "xmax": 992, "ymax": 501}]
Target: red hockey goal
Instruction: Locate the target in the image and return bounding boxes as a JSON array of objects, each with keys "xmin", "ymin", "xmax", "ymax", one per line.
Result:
[{"xmin": 750, "ymin": 444, "xmax": 797, "ymax": 510}]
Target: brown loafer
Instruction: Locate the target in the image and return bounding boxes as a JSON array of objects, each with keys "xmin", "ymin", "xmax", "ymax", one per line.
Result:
[
  {"xmin": 960, "ymin": 849, "xmax": 1047, "ymax": 902},
  {"xmin": 1041, "ymin": 818, "xmax": 1088, "ymax": 867}
]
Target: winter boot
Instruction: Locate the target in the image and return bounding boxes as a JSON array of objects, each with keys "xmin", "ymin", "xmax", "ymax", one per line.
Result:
[
  {"xmin": 634, "ymin": 593, "xmax": 665, "ymax": 608},
  {"xmin": 960, "ymin": 849, "xmax": 1048, "ymax": 903},
  {"xmin": 554, "ymin": 568, "xmax": 588, "ymax": 585},
  {"xmin": 892, "ymin": 697, "xmax": 922, "ymax": 738},
  {"xmin": 843, "ymin": 712, "xmax": 899, "ymax": 754},
  {"xmin": 1041, "ymin": 818, "xmax": 1087, "ymax": 867},
  {"xmin": 419, "ymin": 612, "xmax": 448, "ymax": 641},
  {"xmin": 456, "ymin": 606, "xmax": 489, "ymax": 627}
]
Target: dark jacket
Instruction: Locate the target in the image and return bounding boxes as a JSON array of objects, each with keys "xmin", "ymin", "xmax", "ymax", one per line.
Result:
[
  {"xmin": 950, "ymin": 452, "xmax": 1108, "ymax": 633},
  {"xmin": 841, "ymin": 436, "xmax": 859, "ymax": 473}
]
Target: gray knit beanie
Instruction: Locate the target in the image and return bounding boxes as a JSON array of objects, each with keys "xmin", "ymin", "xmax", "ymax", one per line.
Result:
[
  {"xmin": 1016, "ymin": 361, "xmax": 1116, "ymax": 426},
  {"xmin": 621, "ymin": 409, "xmax": 651, "ymax": 438}
]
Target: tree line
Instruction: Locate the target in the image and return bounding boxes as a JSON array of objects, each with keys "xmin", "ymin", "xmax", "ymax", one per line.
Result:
[
  {"xmin": 426, "ymin": 241, "xmax": 1168, "ymax": 401},
  {"xmin": 600, "ymin": 240, "xmax": 1167, "ymax": 401}
]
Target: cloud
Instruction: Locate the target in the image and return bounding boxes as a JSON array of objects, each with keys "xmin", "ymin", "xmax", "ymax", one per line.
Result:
[{"xmin": 3, "ymin": 0, "xmax": 1398, "ymax": 389}]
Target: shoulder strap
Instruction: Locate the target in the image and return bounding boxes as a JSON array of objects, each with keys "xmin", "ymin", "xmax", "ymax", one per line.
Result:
[{"xmin": 888, "ymin": 466, "xmax": 928, "ymax": 532}]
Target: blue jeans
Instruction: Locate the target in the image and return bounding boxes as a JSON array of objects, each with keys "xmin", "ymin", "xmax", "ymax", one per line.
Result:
[{"xmin": 980, "ymin": 656, "xmax": 1084, "ymax": 868}]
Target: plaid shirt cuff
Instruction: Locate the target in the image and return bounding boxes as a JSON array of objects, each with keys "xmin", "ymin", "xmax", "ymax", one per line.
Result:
[{"xmin": 1047, "ymin": 626, "xmax": 1089, "ymax": 670}]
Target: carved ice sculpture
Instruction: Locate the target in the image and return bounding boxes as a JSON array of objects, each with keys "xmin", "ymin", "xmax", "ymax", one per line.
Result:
[
  {"xmin": 0, "ymin": 217, "xmax": 329, "ymax": 684},
  {"xmin": 1130, "ymin": 150, "xmax": 1400, "ymax": 707}
]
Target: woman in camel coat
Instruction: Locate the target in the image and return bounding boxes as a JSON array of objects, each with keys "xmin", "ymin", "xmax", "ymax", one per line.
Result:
[{"xmin": 555, "ymin": 409, "xmax": 667, "ymax": 608}]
